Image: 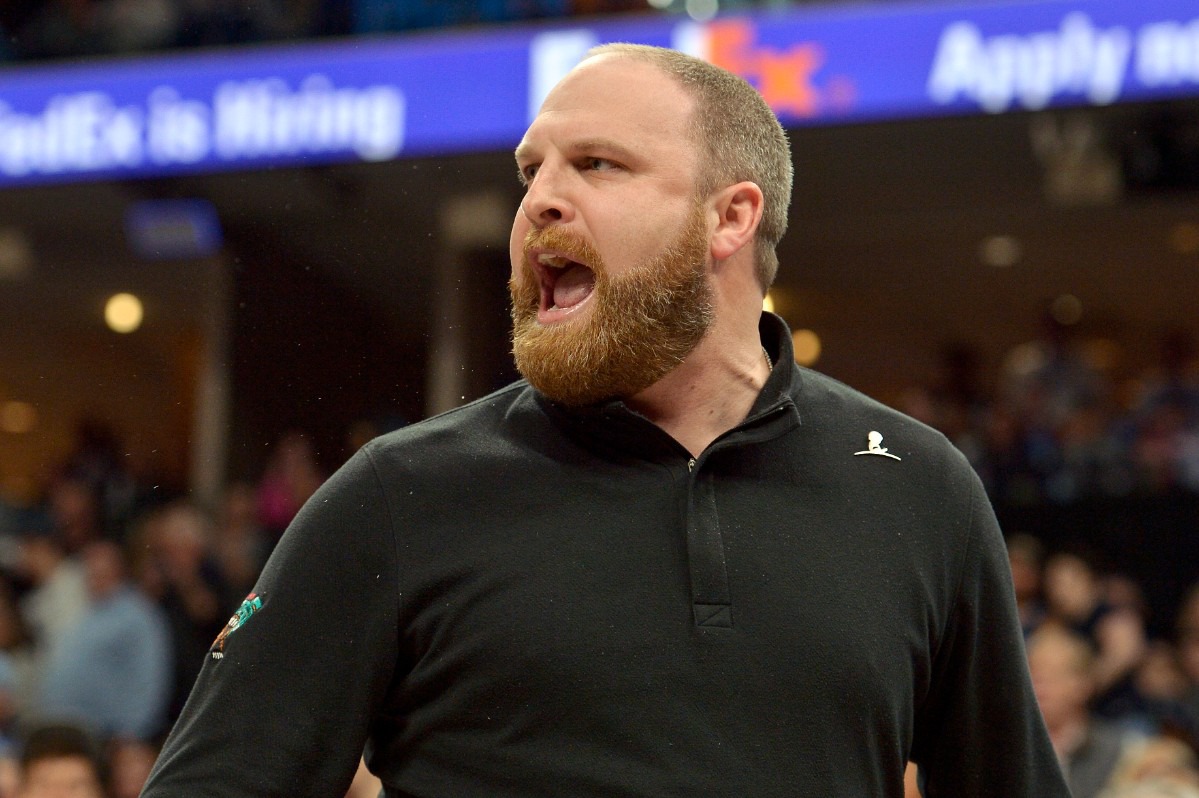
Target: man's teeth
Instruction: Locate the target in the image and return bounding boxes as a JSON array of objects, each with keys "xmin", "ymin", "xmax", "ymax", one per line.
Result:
[{"xmin": 537, "ymin": 254, "xmax": 571, "ymax": 268}]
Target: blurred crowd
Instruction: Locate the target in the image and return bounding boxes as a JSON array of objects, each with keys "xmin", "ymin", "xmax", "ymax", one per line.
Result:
[
  {"xmin": 0, "ymin": 423, "xmax": 340, "ymax": 798},
  {"xmin": 0, "ymin": 0, "xmax": 791, "ymax": 63},
  {"xmin": 1003, "ymin": 536, "xmax": 1199, "ymax": 797},
  {"xmin": 899, "ymin": 321, "xmax": 1199, "ymax": 507}
]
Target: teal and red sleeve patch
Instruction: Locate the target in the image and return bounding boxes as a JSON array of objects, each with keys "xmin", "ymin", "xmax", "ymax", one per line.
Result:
[{"xmin": 210, "ymin": 593, "xmax": 264, "ymax": 660}]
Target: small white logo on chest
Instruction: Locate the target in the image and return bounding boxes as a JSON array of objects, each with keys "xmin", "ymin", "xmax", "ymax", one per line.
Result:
[{"xmin": 854, "ymin": 431, "xmax": 901, "ymax": 460}]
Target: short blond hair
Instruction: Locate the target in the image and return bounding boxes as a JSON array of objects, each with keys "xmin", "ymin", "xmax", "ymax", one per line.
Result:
[{"xmin": 584, "ymin": 43, "xmax": 793, "ymax": 291}]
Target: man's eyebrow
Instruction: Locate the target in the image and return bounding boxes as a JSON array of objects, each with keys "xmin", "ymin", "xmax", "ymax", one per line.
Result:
[
  {"xmin": 566, "ymin": 138, "xmax": 638, "ymax": 162},
  {"xmin": 513, "ymin": 138, "xmax": 638, "ymax": 163}
]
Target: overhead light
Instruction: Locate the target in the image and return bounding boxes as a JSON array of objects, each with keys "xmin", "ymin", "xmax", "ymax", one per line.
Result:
[
  {"xmin": 979, "ymin": 235, "xmax": 1022, "ymax": 267},
  {"xmin": 792, "ymin": 329, "xmax": 821, "ymax": 366},
  {"xmin": 105, "ymin": 292, "xmax": 144, "ymax": 333},
  {"xmin": 0, "ymin": 401, "xmax": 36, "ymax": 434}
]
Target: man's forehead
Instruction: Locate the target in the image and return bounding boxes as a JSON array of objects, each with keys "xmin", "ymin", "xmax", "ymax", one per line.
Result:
[
  {"xmin": 518, "ymin": 55, "xmax": 694, "ymax": 153},
  {"xmin": 549, "ymin": 54, "xmax": 692, "ymax": 110}
]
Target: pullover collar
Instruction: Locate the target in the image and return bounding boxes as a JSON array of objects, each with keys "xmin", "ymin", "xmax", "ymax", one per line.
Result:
[{"xmin": 536, "ymin": 312, "xmax": 803, "ymax": 462}]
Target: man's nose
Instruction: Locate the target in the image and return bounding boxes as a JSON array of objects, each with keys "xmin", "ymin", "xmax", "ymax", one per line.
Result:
[{"xmin": 520, "ymin": 165, "xmax": 575, "ymax": 227}]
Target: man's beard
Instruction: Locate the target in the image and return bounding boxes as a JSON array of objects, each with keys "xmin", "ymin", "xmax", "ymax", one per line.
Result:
[{"xmin": 509, "ymin": 204, "xmax": 714, "ymax": 406}]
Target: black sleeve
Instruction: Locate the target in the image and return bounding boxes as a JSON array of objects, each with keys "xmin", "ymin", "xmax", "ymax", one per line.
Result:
[
  {"xmin": 911, "ymin": 471, "xmax": 1070, "ymax": 797},
  {"xmin": 141, "ymin": 447, "xmax": 401, "ymax": 798}
]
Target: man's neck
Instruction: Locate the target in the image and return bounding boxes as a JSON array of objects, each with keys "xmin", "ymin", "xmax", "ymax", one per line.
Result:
[{"xmin": 625, "ymin": 320, "xmax": 771, "ymax": 458}]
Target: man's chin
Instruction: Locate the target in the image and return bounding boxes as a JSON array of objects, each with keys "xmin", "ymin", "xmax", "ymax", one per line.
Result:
[
  {"xmin": 513, "ymin": 334, "xmax": 629, "ymax": 407},
  {"xmin": 529, "ymin": 383, "xmax": 619, "ymax": 407},
  {"xmin": 521, "ymin": 372, "xmax": 647, "ymax": 408},
  {"xmin": 514, "ymin": 342, "xmax": 668, "ymax": 407}
]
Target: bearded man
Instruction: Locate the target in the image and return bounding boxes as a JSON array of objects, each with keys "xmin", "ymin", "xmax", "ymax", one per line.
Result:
[{"xmin": 141, "ymin": 45, "xmax": 1068, "ymax": 797}]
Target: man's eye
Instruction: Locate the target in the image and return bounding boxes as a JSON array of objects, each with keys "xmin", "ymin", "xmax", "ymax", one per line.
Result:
[
  {"xmin": 519, "ymin": 164, "xmax": 539, "ymax": 184},
  {"xmin": 586, "ymin": 158, "xmax": 615, "ymax": 172}
]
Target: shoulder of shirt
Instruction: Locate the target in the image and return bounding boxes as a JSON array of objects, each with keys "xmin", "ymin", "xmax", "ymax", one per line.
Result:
[
  {"xmin": 360, "ymin": 380, "xmax": 538, "ymax": 460},
  {"xmin": 790, "ymin": 365, "xmax": 972, "ymax": 474}
]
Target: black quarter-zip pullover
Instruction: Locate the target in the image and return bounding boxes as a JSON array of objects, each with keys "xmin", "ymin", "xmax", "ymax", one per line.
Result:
[{"xmin": 142, "ymin": 313, "xmax": 1069, "ymax": 798}]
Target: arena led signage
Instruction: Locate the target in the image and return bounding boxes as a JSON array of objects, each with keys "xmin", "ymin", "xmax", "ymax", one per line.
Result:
[{"xmin": 0, "ymin": 0, "xmax": 1196, "ymax": 187}]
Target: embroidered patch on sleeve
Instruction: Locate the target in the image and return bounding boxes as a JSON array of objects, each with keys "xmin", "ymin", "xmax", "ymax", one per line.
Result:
[{"xmin": 210, "ymin": 592, "xmax": 264, "ymax": 660}]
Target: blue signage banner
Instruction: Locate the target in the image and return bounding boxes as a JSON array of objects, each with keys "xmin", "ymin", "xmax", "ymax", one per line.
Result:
[{"xmin": 1, "ymin": 0, "xmax": 1197, "ymax": 187}]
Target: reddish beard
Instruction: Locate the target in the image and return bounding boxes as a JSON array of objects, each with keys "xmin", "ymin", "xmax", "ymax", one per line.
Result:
[{"xmin": 509, "ymin": 204, "xmax": 714, "ymax": 406}]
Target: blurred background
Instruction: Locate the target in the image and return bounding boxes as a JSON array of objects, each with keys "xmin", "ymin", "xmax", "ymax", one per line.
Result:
[{"xmin": 0, "ymin": 1, "xmax": 1198, "ymax": 796}]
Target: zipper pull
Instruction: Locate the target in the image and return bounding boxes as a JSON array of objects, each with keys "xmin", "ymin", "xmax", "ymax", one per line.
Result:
[{"xmin": 687, "ymin": 458, "xmax": 697, "ymax": 473}]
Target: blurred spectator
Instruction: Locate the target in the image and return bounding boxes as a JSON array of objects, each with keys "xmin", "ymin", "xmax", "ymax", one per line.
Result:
[
  {"xmin": 59, "ymin": 419, "xmax": 139, "ymax": 542},
  {"xmin": 983, "ymin": 312, "xmax": 1145, "ymax": 503},
  {"xmin": 97, "ymin": 0, "xmax": 180, "ymax": 52},
  {"xmin": 173, "ymin": 0, "xmax": 318, "ymax": 48},
  {"xmin": 0, "ymin": 0, "xmax": 689, "ymax": 64},
  {"xmin": 1051, "ymin": 398, "xmax": 1128, "ymax": 503},
  {"xmin": 0, "ymin": 654, "xmax": 18, "ymax": 779},
  {"xmin": 1100, "ymin": 783, "xmax": 1199, "ymax": 798},
  {"xmin": 0, "ymin": 578, "xmax": 35, "ymax": 721},
  {"xmin": 972, "ymin": 400, "xmax": 1041, "ymax": 505},
  {"xmin": 39, "ymin": 541, "xmax": 172, "ymax": 742},
  {"xmin": 14, "ymin": 723, "xmax": 106, "ymax": 798},
  {"xmin": 1177, "ymin": 585, "xmax": 1199, "ymax": 734},
  {"xmin": 1044, "ymin": 550, "xmax": 1148, "ymax": 718},
  {"xmin": 1029, "ymin": 624, "xmax": 1144, "ymax": 798},
  {"xmin": 14, "ymin": 521, "xmax": 87, "ymax": 698},
  {"xmin": 1104, "ymin": 735, "xmax": 1199, "ymax": 794},
  {"xmin": 0, "ymin": 585, "xmax": 28, "ymax": 794},
  {"xmin": 352, "ymin": 0, "xmax": 568, "ymax": 34},
  {"xmin": 1135, "ymin": 331, "xmax": 1199, "ymax": 427},
  {"xmin": 256, "ymin": 431, "xmax": 324, "ymax": 541},
  {"xmin": 212, "ymin": 483, "xmax": 270, "ymax": 598},
  {"xmin": 1002, "ymin": 314, "xmax": 1109, "ymax": 437},
  {"xmin": 141, "ymin": 501, "xmax": 230, "ymax": 721},
  {"xmin": 1007, "ymin": 533, "xmax": 1048, "ymax": 637},
  {"xmin": 1129, "ymin": 336, "xmax": 1199, "ymax": 488},
  {"xmin": 913, "ymin": 343, "xmax": 990, "ymax": 456},
  {"xmin": 108, "ymin": 738, "xmax": 159, "ymax": 798},
  {"xmin": 1135, "ymin": 399, "xmax": 1192, "ymax": 494},
  {"xmin": 572, "ymin": 0, "xmax": 649, "ymax": 14},
  {"xmin": 45, "ymin": 478, "xmax": 103, "ymax": 557},
  {"xmin": 1107, "ymin": 574, "xmax": 1153, "ymax": 620},
  {"xmin": 1131, "ymin": 642, "xmax": 1197, "ymax": 744},
  {"xmin": 0, "ymin": 743, "xmax": 13, "ymax": 798},
  {"xmin": 1136, "ymin": 644, "xmax": 1190, "ymax": 706}
]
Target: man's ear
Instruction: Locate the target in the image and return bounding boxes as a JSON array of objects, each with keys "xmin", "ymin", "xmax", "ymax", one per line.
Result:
[{"xmin": 709, "ymin": 181, "xmax": 764, "ymax": 261}]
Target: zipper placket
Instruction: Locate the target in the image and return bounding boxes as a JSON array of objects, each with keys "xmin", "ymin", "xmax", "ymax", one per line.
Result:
[
  {"xmin": 682, "ymin": 451, "xmax": 732, "ymax": 628},
  {"xmin": 680, "ymin": 402, "xmax": 796, "ymax": 629}
]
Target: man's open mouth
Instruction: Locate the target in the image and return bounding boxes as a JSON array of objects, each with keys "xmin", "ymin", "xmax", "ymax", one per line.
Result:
[{"xmin": 534, "ymin": 251, "xmax": 596, "ymax": 315}]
